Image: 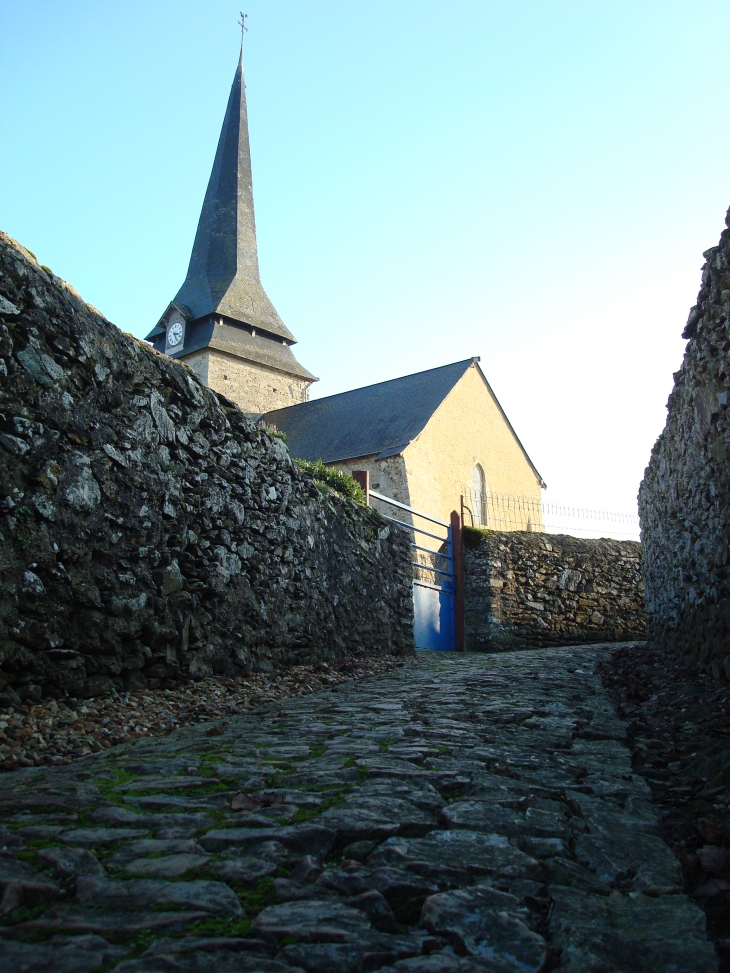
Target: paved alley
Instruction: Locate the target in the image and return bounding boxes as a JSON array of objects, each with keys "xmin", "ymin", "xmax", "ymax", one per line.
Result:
[{"xmin": 0, "ymin": 645, "xmax": 717, "ymax": 972}]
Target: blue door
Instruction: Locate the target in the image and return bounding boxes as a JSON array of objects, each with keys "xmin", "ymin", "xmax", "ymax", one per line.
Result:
[{"xmin": 413, "ymin": 580, "xmax": 455, "ymax": 651}]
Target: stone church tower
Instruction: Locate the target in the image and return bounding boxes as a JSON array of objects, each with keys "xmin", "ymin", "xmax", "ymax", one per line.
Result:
[{"xmin": 146, "ymin": 50, "xmax": 316, "ymax": 414}]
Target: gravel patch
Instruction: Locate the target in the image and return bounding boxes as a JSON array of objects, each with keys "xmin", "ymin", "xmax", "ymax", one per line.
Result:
[{"xmin": 0, "ymin": 656, "xmax": 411, "ymax": 772}]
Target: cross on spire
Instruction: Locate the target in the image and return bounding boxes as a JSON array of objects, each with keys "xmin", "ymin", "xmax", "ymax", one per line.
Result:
[{"xmin": 238, "ymin": 11, "xmax": 248, "ymax": 47}]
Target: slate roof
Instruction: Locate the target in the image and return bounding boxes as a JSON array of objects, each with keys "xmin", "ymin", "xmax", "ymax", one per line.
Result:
[
  {"xmin": 263, "ymin": 359, "xmax": 476, "ymax": 464},
  {"xmin": 264, "ymin": 359, "xmax": 545, "ymax": 486}
]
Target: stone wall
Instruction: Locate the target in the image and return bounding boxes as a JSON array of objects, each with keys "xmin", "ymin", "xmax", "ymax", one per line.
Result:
[
  {"xmin": 463, "ymin": 529, "xmax": 645, "ymax": 652},
  {"xmin": 0, "ymin": 232, "xmax": 414, "ymax": 703},
  {"xmin": 639, "ymin": 208, "xmax": 730, "ymax": 681}
]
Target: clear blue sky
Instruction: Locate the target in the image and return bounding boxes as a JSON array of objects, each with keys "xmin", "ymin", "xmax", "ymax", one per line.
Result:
[{"xmin": 2, "ymin": 1, "xmax": 729, "ymax": 514}]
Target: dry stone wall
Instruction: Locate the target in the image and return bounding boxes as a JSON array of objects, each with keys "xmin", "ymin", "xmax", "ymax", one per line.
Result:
[
  {"xmin": 464, "ymin": 529, "xmax": 645, "ymax": 652},
  {"xmin": 0, "ymin": 232, "xmax": 413, "ymax": 704},
  {"xmin": 640, "ymin": 208, "xmax": 730, "ymax": 681}
]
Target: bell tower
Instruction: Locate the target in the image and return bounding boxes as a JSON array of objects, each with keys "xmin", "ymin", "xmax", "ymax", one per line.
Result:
[{"xmin": 146, "ymin": 37, "xmax": 316, "ymax": 415}]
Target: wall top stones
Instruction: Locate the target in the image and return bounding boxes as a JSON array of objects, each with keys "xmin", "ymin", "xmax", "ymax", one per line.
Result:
[{"xmin": 0, "ymin": 232, "xmax": 413, "ymax": 704}]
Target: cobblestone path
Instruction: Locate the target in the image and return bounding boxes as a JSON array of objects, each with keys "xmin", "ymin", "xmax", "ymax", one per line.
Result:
[{"xmin": 0, "ymin": 645, "xmax": 718, "ymax": 972}]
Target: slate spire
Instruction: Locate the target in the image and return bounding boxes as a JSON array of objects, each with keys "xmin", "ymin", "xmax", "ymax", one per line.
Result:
[
  {"xmin": 147, "ymin": 42, "xmax": 315, "ymax": 398},
  {"xmin": 170, "ymin": 49, "xmax": 294, "ymax": 342}
]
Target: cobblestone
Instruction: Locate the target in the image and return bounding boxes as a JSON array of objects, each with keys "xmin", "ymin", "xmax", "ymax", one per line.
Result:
[{"xmin": 0, "ymin": 644, "xmax": 718, "ymax": 972}]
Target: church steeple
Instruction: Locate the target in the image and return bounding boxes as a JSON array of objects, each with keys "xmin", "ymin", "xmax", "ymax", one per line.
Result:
[
  {"xmin": 147, "ymin": 39, "xmax": 315, "ymax": 414},
  {"xmin": 173, "ymin": 49, "xmax": 293, "ymax": 340}
]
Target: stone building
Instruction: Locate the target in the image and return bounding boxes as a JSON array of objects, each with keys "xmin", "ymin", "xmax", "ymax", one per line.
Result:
[
  {"xmin": 640, "ymin": 208, "xmax": 730, "ymax": 681},
  {"xmin": 147, "ymin": 51, "xmax": 544, "ymax": 526},
  {"xmin": 264, "ymin": 358, "xmax": 545, "ymax": 526},
  {"xmin": 145, "ymin": 50, "xmax": 316, "ymax": 414}
]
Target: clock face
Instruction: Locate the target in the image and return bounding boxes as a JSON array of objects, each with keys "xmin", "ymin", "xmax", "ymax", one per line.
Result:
[{"xmin": 167, "ymin": 321, "xmax": 184, "ymax": 347}]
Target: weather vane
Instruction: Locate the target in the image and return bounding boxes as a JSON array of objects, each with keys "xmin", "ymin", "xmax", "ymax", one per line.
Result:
[{"xmin": 238, "ymin": 12, "xmax": 248, "ymax": 44}]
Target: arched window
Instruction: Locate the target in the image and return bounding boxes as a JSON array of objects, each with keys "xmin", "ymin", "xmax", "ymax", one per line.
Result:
[{"xmin": 471, "ymin": 464, "xmax": 487, "ymax": 526}]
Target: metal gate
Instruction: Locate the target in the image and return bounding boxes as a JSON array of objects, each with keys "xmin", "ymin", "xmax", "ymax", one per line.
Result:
[{"xmin": 369, "ymin": 490, "xmax": 456, "ymax": 652}]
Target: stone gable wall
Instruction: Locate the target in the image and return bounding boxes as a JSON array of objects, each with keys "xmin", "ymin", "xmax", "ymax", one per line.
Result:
[
  {"xmin": 639, "ymin": 209, "xmax": 730, "ymax": 680},
  {"xmin": 403, "ymin": 364, "xmax": 544, "ymax": 528},
  {"xmin": 0, "ymin": 232, "xmax": 413, "ymax": 703},
  {"xmin": 464, "ymin": 530, "xmax": 645, "ymax": 652}
]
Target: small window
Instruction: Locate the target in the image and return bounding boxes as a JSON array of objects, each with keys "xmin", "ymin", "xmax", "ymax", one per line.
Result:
[{"xmin": 471, "ymin": 464, "xmax": 487, "ymax": 526}]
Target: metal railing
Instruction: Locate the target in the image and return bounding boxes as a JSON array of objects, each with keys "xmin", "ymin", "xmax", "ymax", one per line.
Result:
[
  {"xmin": 369, "ymin": 489, "xmax": 457, "ymax": 651},
  {"xmin": 461, "ymin": 488, "xmax": 640, "ymax": 541},
  {"xmin": 369, "ymin": 490, "xmax": 454, "ymax": 592}
]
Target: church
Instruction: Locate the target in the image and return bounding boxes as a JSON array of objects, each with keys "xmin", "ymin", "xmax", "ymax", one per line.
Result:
[{"xmin": 146, "ymin": 48, "xmax": 545, "ymax": 527}]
